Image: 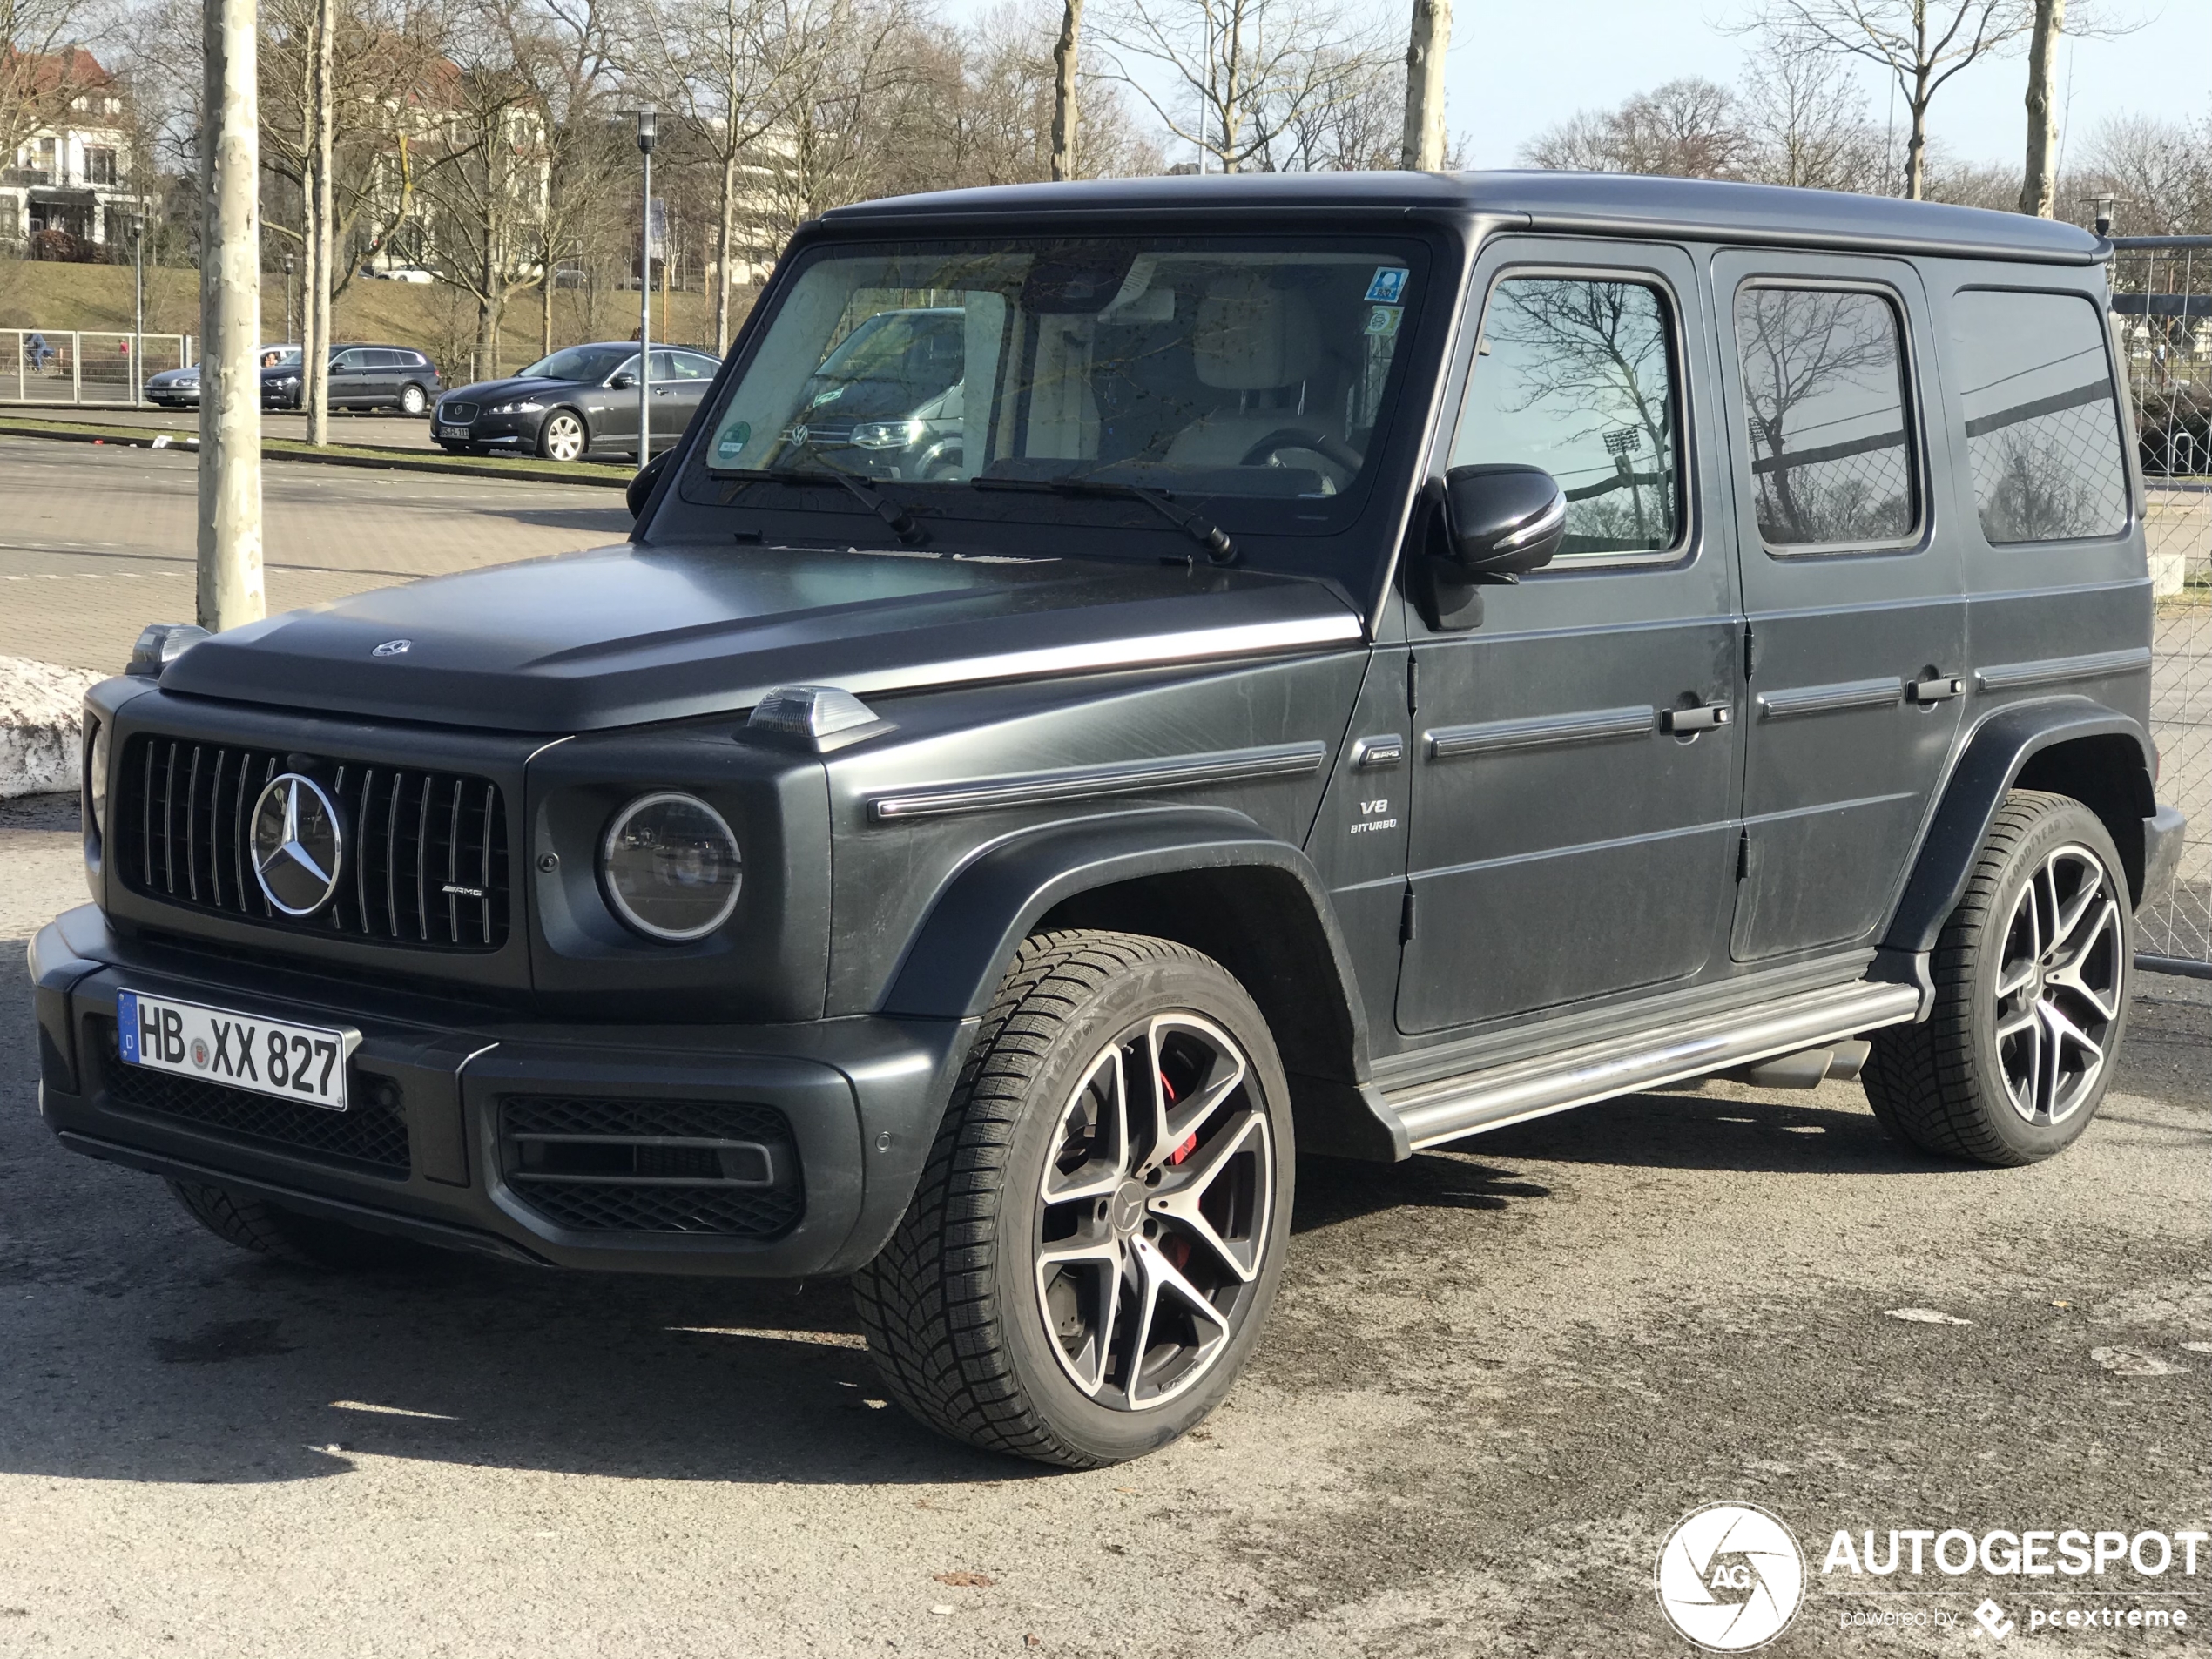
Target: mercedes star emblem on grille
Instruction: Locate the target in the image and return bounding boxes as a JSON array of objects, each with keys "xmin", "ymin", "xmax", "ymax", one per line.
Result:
[
  {"xmin": 373, "ymin": 638, "xmax": 412, "ymax": 657},
  {"xmin": 250, "ymin": 772, "xmax": 346, "ymax": 916}
]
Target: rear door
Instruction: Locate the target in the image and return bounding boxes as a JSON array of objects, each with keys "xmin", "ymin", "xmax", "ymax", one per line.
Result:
[
  {"xmin": 1712, "ymin": 250, "xmax": 1967, "ymax": 961},
  {"xmin": 649, "ymin": 350, "xmax": 714, "ymax": 452},
  {"xmin": 1396, "ymin": 237, "xmax": 1745, "ymax": 1034}
]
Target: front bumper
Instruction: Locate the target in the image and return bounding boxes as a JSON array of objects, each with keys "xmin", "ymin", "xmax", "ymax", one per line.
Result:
[
  {"xmin": 30, "ymin": 905, "xmax": 974, "ymax": 1277},
  {"xmin": 434, "ymin": 410, "xmax": 539, "ymax": 449}
]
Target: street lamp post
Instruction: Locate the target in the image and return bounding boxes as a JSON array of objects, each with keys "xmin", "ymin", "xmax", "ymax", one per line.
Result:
[
  {"xmin": 635, "ymin": 107, "xmax": 656, "ymax": 473},
  {"xmin": 131, "ymin": 207, "xmax": 145, "ymax": 405}
]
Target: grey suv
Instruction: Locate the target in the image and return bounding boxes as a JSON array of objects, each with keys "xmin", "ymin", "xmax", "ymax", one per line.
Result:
[{"xmin": 36, "ymin": 172, "xmax": 2187, "ymax": 1468}]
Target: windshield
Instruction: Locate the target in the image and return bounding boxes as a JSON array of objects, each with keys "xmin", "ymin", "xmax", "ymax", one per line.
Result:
[
  {"xmin": 523, "ymin": 345, "xmax": 632, "ymax": 383},
  {"xmin": 696, "ymin": 236, "xmax": 1427, "ymax": 543}
]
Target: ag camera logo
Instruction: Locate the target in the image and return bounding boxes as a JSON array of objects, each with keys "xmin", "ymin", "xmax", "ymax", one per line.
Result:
[{"xmin": 1656, "ymin": 1502, "xmax": 1806, "ymax": 1651}]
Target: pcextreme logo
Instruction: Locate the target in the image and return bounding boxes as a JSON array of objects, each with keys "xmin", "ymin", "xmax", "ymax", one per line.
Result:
[{"xmin": 1656, "ymin": 1502, "xmax": 1807, "ymax": 1651}]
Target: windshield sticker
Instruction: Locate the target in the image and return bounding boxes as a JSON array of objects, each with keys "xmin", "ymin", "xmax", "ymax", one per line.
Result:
[
  {"xmin": 1365, "ymin": 267, "xmax": 1408, "ymax": 305},
  {"xmin": 1365, "ymin": 305, "xmax": 1403, "ymax": 338},
  {"xmin": 715, "ymin": 421, "xmax": 751, "ymax": 462}
]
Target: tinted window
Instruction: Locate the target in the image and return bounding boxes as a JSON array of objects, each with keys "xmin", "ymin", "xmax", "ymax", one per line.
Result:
[
  {"xmin": 671, "ymin": 351, "xmax": 718, "ymax": 379},
  {"xmin": 332, "ymin": 350, "xmax": 368, "ymax": 369},
  {"xmin": 1950, "ymin": 289, "xmax": 2128, "ymax": 543},
  {"xmin": 368, "ymin": 349, "xmax": 404, "ymax": 368},
  {"xmin": 1735, "ymin": 287, "xmax": 1916, "ymax": 547},
  {"xmin": 1450, "ymin": 275, "xmax": 1681, "ymax": 557}
]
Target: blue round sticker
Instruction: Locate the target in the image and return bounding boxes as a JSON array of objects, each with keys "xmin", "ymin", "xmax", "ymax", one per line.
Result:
[{"xmin": 716, "ymin": 421, "xmax": 752, "ymax": 462}]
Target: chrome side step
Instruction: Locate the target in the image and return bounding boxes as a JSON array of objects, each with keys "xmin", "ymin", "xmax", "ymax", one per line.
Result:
[{"xmin": 1381, "ymin": 980, "xmax": 1921, "ymax": 1151}]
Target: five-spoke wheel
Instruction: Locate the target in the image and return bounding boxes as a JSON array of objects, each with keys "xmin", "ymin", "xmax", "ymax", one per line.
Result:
[
  {"xmin": 1865, "ymin": 791, "xmax": 2132, "ymax": 1164},
  {"xmin": 854, "ymin": 931, "xmax": 1293, "ymax": 1467},
  {"xmin": 1035, "ymin": 1013, "xmax": 1274, "ymax": 1412}
]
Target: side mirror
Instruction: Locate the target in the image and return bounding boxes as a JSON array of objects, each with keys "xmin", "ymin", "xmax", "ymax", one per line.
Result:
[
  {"xmin": 1440, "ymin": 463, "xmax": 1566, "ymax": 578},
  {"xmin": 609, "ymin": 371, "xmax": 637, "ymax": 389}
]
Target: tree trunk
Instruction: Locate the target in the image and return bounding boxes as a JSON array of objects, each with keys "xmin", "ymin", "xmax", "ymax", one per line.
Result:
[
  {"xmin": 716, "ymin": 141, "xmax": 737, "ymax": 354},
  {"xmin": 1399, "ymin": 0, "xmax": 1450, "ymax": 172},
  {"xmin": 1904, "ymin": 75, "xmax": 1930, "ymax": 199},
  {"xmin": 198, "ymin": 0, "xmax": 265, "ymax": 632},
  {"xmin": 2019, "ymin": 0, "xmax": 2064, "ymax": 216},
  {"xmin": 1049, "ymin": 0, "xmax": 1083, "ymax": 181},
  {"xmin": 306, "ymin": 0, "xmax": 334, "ymax": 446}
]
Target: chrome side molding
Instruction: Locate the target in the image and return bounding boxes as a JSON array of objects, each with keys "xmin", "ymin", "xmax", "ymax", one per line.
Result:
[
  {"xmin": 868, "ymin": 740, "xmax": 1330, "ymax": 823},
  {"xmin": 1755, "ymin": 676, "xmax": 1904, "ymax": 719}
]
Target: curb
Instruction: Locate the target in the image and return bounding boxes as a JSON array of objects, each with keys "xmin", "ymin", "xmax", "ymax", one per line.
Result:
[{"xmin": 0, "ymin": 416, "xmax": 633, "ymax": 490}]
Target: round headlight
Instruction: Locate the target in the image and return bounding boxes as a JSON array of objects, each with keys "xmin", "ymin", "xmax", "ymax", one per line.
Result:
[
  {"xmin": 600, "ymin": 792, "xmax": 742, "ymax": 941},
  {"xmin": 87, "ymin": 716, "xmax": 110, "ymax": 839}
]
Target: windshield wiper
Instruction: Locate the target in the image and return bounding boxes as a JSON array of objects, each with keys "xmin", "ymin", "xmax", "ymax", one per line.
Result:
[
  {"xmin": 973, "ymin": 475, "xmax": 1237, "ymax": 565},
  {"xmin": 719, "ymin": 465, "xmax": 922, "ymax": 543}
]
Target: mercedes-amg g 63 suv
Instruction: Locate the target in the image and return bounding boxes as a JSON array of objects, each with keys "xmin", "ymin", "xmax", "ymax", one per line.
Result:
[{"xmin": 33, "ymin": 172, "xmax": 2186, "ymax": 1467}]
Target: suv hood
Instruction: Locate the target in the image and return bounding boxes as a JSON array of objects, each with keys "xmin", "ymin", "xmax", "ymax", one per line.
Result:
[{"xmin": 158, "ymin": 542, "xmax": 1365, "ymax": 732}]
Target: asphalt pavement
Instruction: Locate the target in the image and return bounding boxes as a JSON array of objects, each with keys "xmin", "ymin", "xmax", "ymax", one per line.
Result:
[
  {"xmin": 0, "ymin": 435, "xmax": 631, "ymax": 672},
  {"xmin": 2, "ymin": 792, "xmax": 2206, "ymax": 1657}
]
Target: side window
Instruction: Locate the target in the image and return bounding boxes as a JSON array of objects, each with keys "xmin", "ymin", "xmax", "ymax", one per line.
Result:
[
  {"xmin": 1450, "ymin": 274, "xmax": 1682, "ymax": 558},
  {"xmin": 333, "ymin": 350, "xmax": 366, "ymax": 370},
  {"xmin": 1949, "ymin": 288, "xmax": 2128, "ymax": 543},
  {"xmin": 1735, "ymin": 286, "xmax": 1916, "ymax": 549}
]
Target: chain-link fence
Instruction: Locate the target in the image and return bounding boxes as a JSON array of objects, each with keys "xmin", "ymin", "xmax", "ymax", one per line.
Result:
[
  {"xmin": 2113, "ymin": 238, "xmax": 2211, "ymax": 975},
  {"xmin": 4, "ymin": 329, "xmax": 192, "ymax": 406}
]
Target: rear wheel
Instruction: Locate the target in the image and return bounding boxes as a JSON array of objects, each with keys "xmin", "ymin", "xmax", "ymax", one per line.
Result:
[
  {"xmin": 537, "ymin": 410, "xmax": 586, "ymax": 462},
  {"xmin": 1864, "ymin": 791, "xmax": 2131, "ymax": 1165},
  {"xmin": 398, "ymin": 381, "xmax": 428, "ymax": 415},
  {"xmin": 853, "ymin": 930, "xmax": 1293, "ymax": 1467},
  {"xmin": 167, "ymin": 1178, "xmax": 435, "ymax": 1271}
]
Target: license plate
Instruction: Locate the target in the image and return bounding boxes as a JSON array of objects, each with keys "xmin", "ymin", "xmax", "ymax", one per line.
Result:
[
  {"xmin": 117, "ymin": 990, "xmax": 357, "ymax": 1111},
  {"xmin": 437, "ymin": 424, "xmax": 469, "ymax": 439}
]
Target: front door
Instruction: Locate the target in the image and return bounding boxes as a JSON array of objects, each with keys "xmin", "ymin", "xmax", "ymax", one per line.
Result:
[
  {"xmin": 1397, "ymin": 239, "xmax": 1744, "ymax": 1035},
  {"xmin": 1711, "ymin": 252, "xmax": 1966, "ymax": 961},
  {"xmin": 593, "ymin": 355, "xmax": 642, "ymax": 451},
  {"xmin": 327, "ymin": 348, "xmax": 371, "ymax": 408}
]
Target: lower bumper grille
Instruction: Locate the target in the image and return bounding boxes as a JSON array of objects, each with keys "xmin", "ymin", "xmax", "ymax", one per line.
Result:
[
  {"xmin": 94, "ymin": 1020, "xmax": 412, "ymax": 1177},
  {"xmin": 499, "ymin": 1095, "xmax": 803, "ymax": 1238}
]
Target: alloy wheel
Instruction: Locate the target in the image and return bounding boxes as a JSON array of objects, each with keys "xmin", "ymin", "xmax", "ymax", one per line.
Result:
[
  {"xmin": 1993, "ymin": 843, "xmax": 2124, "ymax": 1127},
  {"xmin": 1033, "ymin": 1012, "xmax": 1274, "ymax": 1412},
  {"xmin": 542, "ymin": 414, "xmax": 584, "ymax": 462},
  {"xmin": 400, "ymin": 384, "xmax": 427, "ymax": 415}
]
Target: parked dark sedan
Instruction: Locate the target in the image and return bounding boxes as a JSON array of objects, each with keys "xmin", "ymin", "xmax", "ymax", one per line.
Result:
[
  {"xmin": 432, "ymin": 342, "xmax": 720, "ymax": 461},
  {"xmin": 261, "ymin": 344, "xmax": 442, "ymax": 414}
]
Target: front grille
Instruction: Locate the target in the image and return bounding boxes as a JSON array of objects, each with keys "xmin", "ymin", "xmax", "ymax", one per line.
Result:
[
  {"xmin": 499, "ymin": 1095, "xmax": 803, "ymax": 1238},
  {"xmin": 440, "ymin": 402, "xmax": 478, "ymax": 423},
  {"xmin": 95, "ymin": 1020, "xmax": 411, "ymax": 1177},
  {"xmin": 118, "ymin": 736, "xmax": 509, "ymax": 951}
]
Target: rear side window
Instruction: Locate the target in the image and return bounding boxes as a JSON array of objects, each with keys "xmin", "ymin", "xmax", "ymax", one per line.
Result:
[
  {"xmin": 1450, "ymin": 274, "xmax": 1683, "ymax": 558},
  {"xmin": 1949, "ymin": 289, "xmax": 2129, "ymax": 543},
  {"xmin": 1735, "ymin": 286, "xmax": 1916, "ymax": 549}
]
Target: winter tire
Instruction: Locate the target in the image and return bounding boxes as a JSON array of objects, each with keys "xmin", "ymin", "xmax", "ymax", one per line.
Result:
[
  {"xmin": 167, "ymin": 1178, "xmax": 435, "ymax": 1271},
  {"xmin": 853, "ymin": 930, "xmax": 1295, "ymax": 1467},
  {"xmin": 1864, "ymin": 791, "xmax": 2132, "ymax": 1165}
]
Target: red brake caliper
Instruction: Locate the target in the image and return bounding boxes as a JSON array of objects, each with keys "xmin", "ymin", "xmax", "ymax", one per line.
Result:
[{"xmin": 1159, "ymin": 1069, "xmax": 1197, "ymax": 1165}]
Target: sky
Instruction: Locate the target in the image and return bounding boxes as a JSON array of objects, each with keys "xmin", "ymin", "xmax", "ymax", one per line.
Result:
[{"xmin": 943, "ymin": 0, "xmax": 2211, "ymax": 179}]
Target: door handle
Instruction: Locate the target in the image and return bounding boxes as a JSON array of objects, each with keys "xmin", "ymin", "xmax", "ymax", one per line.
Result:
[
  {"xmin": 1663, "ymin": 702, "xmax": 1734, "ymax": 734},
  {"xmin": 1909, "ymin": 674, "xmax": 1966, "ymax": 703}
]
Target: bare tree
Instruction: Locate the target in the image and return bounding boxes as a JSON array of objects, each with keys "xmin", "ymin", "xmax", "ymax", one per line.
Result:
[
  {"xmin": 1521, "ymin": 77, "xmax": 1747, "ymax": 179},
  {"xmin": 2018, "ymin": 0, "xmax": 2061, "ymax": 215},
  {"xmin": 1398, "ymin": 0, "xmax": 1444, "ymax": 171},
  {"xmin": 1737, "ymin": 0, "xmax": 2037, "ymax": 199},
  {"xmin": 1093, "ymin": 0, "xmax": 1386, "ymax": 173},
  {"xmin": 2074, "ymin": 109, "xmax": 2212, "ymax": 235},
  {"xmin": 1741, "ymin": 42, "xmax": 1885, "ymax": 191},
  {"xmin": 1261, "ymin": 44, "xmax": 1402, "ymax": 171},
  {"xmin": 1049, "ymin": 0, "xmax": 1080, "ymax": 179}
]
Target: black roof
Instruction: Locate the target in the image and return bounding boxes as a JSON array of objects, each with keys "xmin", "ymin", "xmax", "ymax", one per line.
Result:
[{"xmin": 823, "ymin": 169, "xmax": 2104, "ymax": 265}]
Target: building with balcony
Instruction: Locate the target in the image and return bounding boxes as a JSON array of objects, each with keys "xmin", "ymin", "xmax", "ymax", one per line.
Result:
[{"xmin": 3, "ymin": 47, "xmax": 136, "ymax": 258}]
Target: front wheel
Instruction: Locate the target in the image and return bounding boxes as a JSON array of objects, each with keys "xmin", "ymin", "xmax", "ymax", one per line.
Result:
[
  {"xmin": 1863, "ymin": 791, "xmax": 2132, "ymax": 1165},
  {"xmin": 537, "ymin": 410, "xmax": 586, "ymax": 462},
  {"xmin": 853, "ymin": 930, "xmax": 1294, "ymax": 1467}
]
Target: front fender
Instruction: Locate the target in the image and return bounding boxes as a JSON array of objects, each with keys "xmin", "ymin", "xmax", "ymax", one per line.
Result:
[{"xmin": 1882, "ymin": 698, "xmax": 2156, "ymax": 954}]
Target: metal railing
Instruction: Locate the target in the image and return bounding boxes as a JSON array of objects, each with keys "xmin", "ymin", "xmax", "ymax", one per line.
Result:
[
  {"xmin": 4, "ymin": 329, "xmax": 192, "ymax": 407},
  {"xmin": 2112, "ymin": 238, "xmax": 2211, "ymax": 975}
]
